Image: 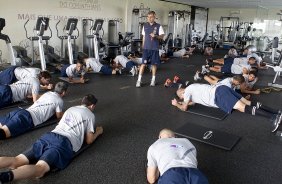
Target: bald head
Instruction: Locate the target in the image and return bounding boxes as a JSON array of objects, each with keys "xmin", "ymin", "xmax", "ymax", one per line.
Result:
[{"xmin": 159, "ymin": 129, "xmax": 175, "ymax": 139}]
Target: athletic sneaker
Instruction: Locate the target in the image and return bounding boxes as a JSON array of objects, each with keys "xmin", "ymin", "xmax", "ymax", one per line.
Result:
[
  {"xmin": 118, "ymin": 69, "xmax": 122, "ymax": 75},
  {"xmin": 194, "ymin": 71, "xmax": 202, "ymax": 81},
  {"xmin": 150, "ymin": 80, "xmax": 156, "ymax": 87},
  {"xmin": 205, "ymin": 58, "xmax": 214, "ymax": 67},
  {"xmin": 130, "ymin": 67, "xmax": 136, "ymax": 76},
  {"xmin": 178, "ymin": 84, "xmax": 183, "ymax": 89},
  {"xmin": 272, "ymin": 113, "xmax": 282, "ymax": 132},
  {"xmin": 136, "ymin": 80, "xmax": 141, "ymax": 88},
  {"xmin": 185, "ymin": 81, "xmax": 190, "ymax": 87},
  {"xmin": 201, "ymin": 65, "xmax": 210, "ymax": 73}
]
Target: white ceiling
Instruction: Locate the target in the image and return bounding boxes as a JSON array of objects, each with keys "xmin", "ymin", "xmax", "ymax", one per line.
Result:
[{"xmin": 163, "ymin": 0, "xmax": 282, "ymax": 8}]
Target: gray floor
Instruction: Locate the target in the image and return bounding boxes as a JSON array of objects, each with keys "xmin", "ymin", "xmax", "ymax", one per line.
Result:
[{"xmin": 0, "ymin": 50, "xmax": 282, "ymax": 184}]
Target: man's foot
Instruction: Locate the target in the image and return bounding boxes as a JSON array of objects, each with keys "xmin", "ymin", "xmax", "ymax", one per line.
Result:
[
  {"xmin": 130, "ymin": 67, "xmax": 136, "ymax": 76},
  {"xmin": 164, "ymin": 78, "xmax": 172, "ymax": 87},
  {"xmin": 185, "ymin": 81, "xmax": 190, "ymax": 87},
  {"xmin": 150, "ymin": 80, "xmax": 156, "ymax": 87},
  {"xmin": 136, "ymin": 80, "xmax": 141, "ymax": 88},
  {"xmin": 194, "ymin": 71, "xmax": 202, "ymax": 81},
  {"xmin": 272, "ymin": 113, "xmax": 282, "ymax": 132},
  {"xmin": 205, "ymin": 58, "xmax": 214, "ymax": 67},
  {"xmin": 201, "ymin": 65, "xmax": 210, "ymax": 74},
  {"xmin": 173, "ymin": 75, "xmax": 180, "ymax": 83}
]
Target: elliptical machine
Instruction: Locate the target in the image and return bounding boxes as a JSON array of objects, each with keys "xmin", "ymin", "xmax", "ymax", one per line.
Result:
[
  {"xmin": 0, "ymin": 18, "xmax": 16, "ymax": 65},
  {"xmin": 82, "ymin": 19, "xmax": 104, "ymax": 60},
  {"xmin": 56, "ymin": 18, "xmax": 79, "ymax": 64},
  {"xmin": 20, "ymin": 17, "xmax": 51, "ymax": 71}
]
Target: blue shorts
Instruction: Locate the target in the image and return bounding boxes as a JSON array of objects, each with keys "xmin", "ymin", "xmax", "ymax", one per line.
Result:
[
  {"xmin": 23, "ymin": 132, "xmax": 74, "ymax": 170},
  {"xmin": 0, "ymin": 85, "xmax": 13, "ymax": 108},
  {"xmin": 100, "ymin": 65, "xmax": 113, "ymax": 75},
  {"xmin": 142, "ymin": 49, "xmax": 160, "ymax": 65},
  {"xmin": 158, "ymin": 167, "xmax": 209, "ymax": 184},
  {"xmin": 61, "ymin": 64, "xmax": 71, "ymax": 77},
  {"xmin": 126, "ymin": 61, "xmax": 136, "ymax": 70},
  {"xmin": 0, "ymin": 109, "xmax": 33, "ymax": 137},
  {"xmin": 0, "ymin": 66, "xmax": 17, "ymax": 85},
  {"xmin": 221, "ymin": 58, "xmax": 233, "ymax": 74},
  {"xmin": 215, "ymin": 85, "xmax": 242, "ymax": 114}
]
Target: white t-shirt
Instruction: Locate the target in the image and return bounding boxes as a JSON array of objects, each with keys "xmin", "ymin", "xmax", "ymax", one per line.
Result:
[
  {"xmin": 184, "ymin": 84, "xmax": 218, "ymax": 108},
  {"xmin": 142, "ymin": 25, "xmax": 165, "ymax": 36},
  {"xmin": 159, "ymin": 49, "xmax": 165, "ymax": 57},
  {"xmin": 52, "ymin": 105, "xmax": 95, "ymax": 152},
  {"xmin": 233, "ymin": 57, "xmax": 248, "ymax": 65},
  {"xmin": 14, "ymin": 67, "xmax": 41, "ymax": 81},
  {"xmin": 147, "ymin": 138, "xmax": 197, "ymax": 176},
  {"xmin": 228, "ymin": 49, "xmax": 238, "ymax": 57},
  {"xmin": 132, "ymin": 57, "xmax": 142, "ymax": 65},
  {"xmin": 26, "ymin": 91, "xmax": 64, "ymax": 126},
  {"xmin": 231, "ymin": 64, "xmax": 251, "ymax": 74},
  {"xmin": 66, "ymin": 64, "xmax": 84, "ymax": 78},
  {"xmin": 10, "ymin": 77, "xmax": 40, "ymax": 102},
  {"xmin": 85, "ymin": 58, "xmax": 103, "ymax": 73},
  {"xmin": 216, "ymin": 77, "xmax": 234, "ymax": 89},
  {"xmin": 243, "ymin": 74, "xmax": 257, "ymax": 88},
  {"xmin": 173, "ymin": 49, "xmax": 186, "ymax": 57},
  {"xmin": 247, "ymin": 53, "xmax": 262, "ymax": 64},
  {"xmin": 114, "ymin": 55, "xmax": 129, "ymax": 68}
]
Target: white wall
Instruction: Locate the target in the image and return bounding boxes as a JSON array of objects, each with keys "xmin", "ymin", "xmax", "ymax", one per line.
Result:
[{"xmin": 0, "ymin": 0, "xmax": 191, "ymax": 62}]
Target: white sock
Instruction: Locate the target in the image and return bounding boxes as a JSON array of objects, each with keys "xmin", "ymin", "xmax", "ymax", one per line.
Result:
[
  {"xmin": 152, "ymin": 76, "xmax": 156, "ymax": 81},
  {"xmin": 138, "ymin": 74, "xmax": 142, "ymax": 81}
]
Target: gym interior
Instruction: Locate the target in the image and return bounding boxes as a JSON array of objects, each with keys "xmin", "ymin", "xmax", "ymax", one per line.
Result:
[{"xmin": 0, "ymin": 0, "xmax": 282, "ymax": 183}]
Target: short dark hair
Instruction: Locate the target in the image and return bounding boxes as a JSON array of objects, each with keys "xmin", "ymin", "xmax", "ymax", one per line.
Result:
[
  {"xmin": 248, "ymin": 57, "xmax": 256, "ymax": 61},
  {"xmin": 249, "ymin": 70, "xmax": 258, "ymax": 77},
  {"xmin": 76, "ymin": 59, "xmax": 84, "ymax": 65},
  {"xmin": 77, "ymin": 55, "xmax": 88, "ymax": 62},
  {"xmin": 250, "ymin": 66, "xmax": 258, "ymax": 73},
  {"xmin": 233, "ymin": 75, "xmax": 245, "ymax": 84},
  {"xmin": 148, "ymin": 11, "xmax": 156, "ymax": 15},
  {"xmin": 82, "ymin": 94, "xmax": 98, "ymax": 106},
  {"xmin": 39, "ymin": 71, "xmax": 51, "ymax": 80},
  {"xmin": 54, "ymin": 82, "xmax": 68, "ymax": 94}
]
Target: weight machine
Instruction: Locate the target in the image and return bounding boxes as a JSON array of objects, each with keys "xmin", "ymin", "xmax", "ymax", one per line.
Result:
[
  {"xmin": 167, "ymin": 10, "xmax": 191, "ymax": 48},
  {"xmin": 131, "ymin": 3, "xmax": 150, "ymax": 40},
  {"xmin": 215, "ymin": 17, "xmax": 239, "ymax": 48}
]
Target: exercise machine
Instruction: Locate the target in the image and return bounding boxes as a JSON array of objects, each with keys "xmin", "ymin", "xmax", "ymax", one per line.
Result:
[
  {"xmin": 167, "ymin": 10, "xmax": 191, "ymax": 48},
  {"xmin": 131, "ymin": 3, "xmax": 150, "ymax": 40},
  {"xmin": 216, "ymin": 17, "xmax": 239, "ymax": 48},
  {"xmin": 267, "ymin": 59, "xmax": 282, "ymax": 89},
  {"xmin": 23, "ymin": 17, "xmax": 51, "ymax": 70},
  {"xmin": 0, "ymin": 18, "xmax": 16, "ymax": 65},
  {"xmin": 266, "ymin": 37, "xmax": 282, "ymax": 89},
  {"xmin": 107, "ymin": 20, "xmax": 120, "ymax": 57},
  {"xmin": 62, "ymin": 18, "xmax": 79, "ymax": 64},
  {"xmin": 82, "ymin": 19, "xmax": 104, "ymax": 60}
]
